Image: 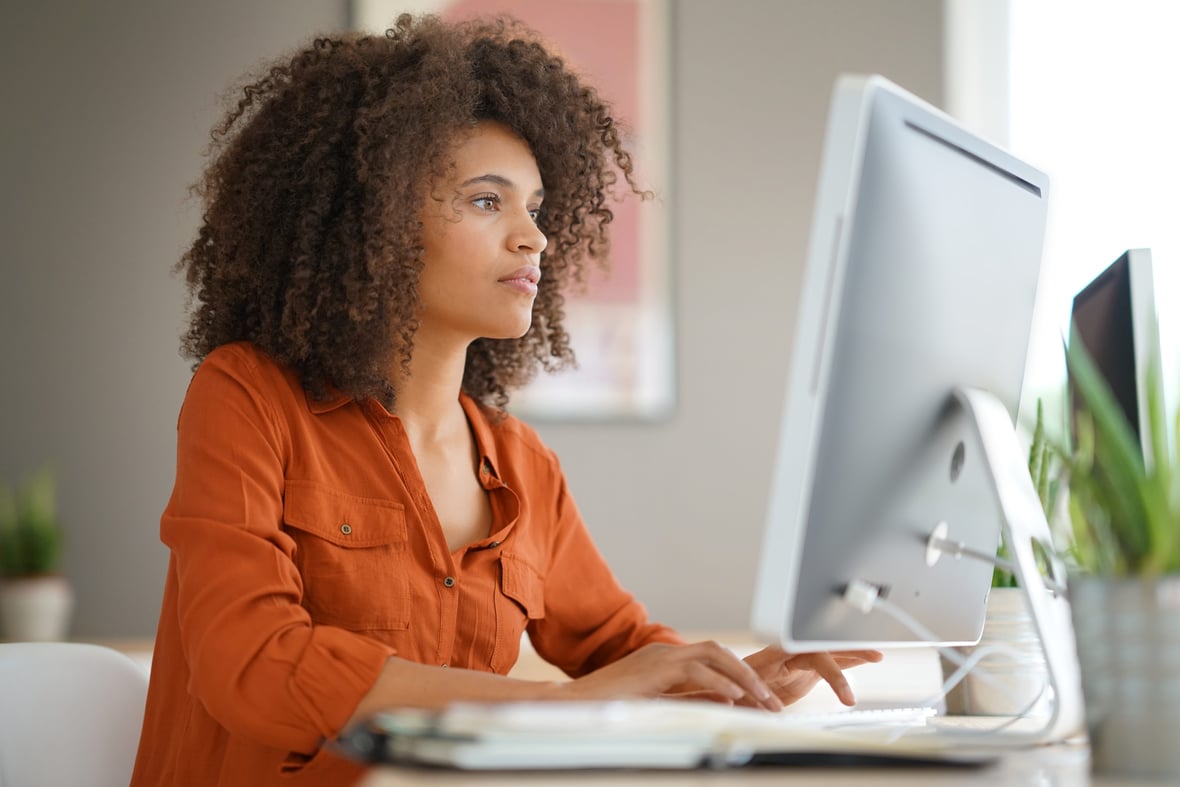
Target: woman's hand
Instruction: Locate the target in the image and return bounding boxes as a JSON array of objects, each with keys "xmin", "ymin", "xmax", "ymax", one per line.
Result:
[
  {"xmin": 742, "ymin": 646, "xmax": 884, "ymax": 707},
  {"xmin": 560, "ymin": 641, "xmax": 785, "ymax": 711}
]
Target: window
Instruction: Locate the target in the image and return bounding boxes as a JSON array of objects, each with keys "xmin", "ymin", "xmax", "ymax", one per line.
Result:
[
  {"xmin": 950, "ymin": 0, "xmax": 1178, "ymax": 424},
  {"xmin": 1011, "ymin": 0, "xmax": 1179, "ymax": 411}
]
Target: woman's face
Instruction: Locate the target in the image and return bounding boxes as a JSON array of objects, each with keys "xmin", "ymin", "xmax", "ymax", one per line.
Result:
[{"xmin": 416, "ymin": 121, "xmax": 547, "ymax": 347}]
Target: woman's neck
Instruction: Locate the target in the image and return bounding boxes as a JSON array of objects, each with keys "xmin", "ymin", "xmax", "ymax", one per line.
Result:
[{"xmin": 391, "ymin": 334, "xmax": 470, "ymax": 444}]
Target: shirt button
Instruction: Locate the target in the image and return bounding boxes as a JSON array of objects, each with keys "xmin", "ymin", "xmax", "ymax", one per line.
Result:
[
  {"xmin": 441, "ymin": 663, "xmax": 448, "ymax": 669},
  {"xmin": 340, "ymin": 523, "xmax": 352, "ymax": 535},
  {"xmin": 443, "ymin": 576, "xmax": 456, "ymax": 588},
  {"xmin": 489, "ymin": 541, "xmax": 500, "ymax": 548}
]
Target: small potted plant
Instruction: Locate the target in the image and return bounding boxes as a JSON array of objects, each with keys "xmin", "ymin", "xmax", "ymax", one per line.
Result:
[
  {"xmin": 0, "ymin": 466, "xmax": 75, "ymax": 641},
  {"xmin": 1062, "ymin": 328, "xmax": 1180, "ymax": 779}
]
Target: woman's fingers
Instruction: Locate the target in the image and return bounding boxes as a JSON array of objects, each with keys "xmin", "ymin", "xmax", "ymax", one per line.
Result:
[
  {"xmin": 685, "ymin": 641, "xmax": 782, "ymax": 711},
  {"xmin": 681, "ymin": 660, "xmax": 746, "ymax": 703},
  {"xmin": 832, "ymin": 649, "xmax": 884, "ymax": 665},
  {"xmin": 661, "ymin": 688, "xmax": 736, "ymax": 704},
  {"xmin": 568, "ymin": 641, "xmax": 784, "ymax": 710},
  {"xmin": 743, "ymin": 646, "xmax": 887, "ymax": 707},
  {"xmin": 804, "ymin": 651, "xmax": 856, "ymax": 706},
  {"xmin": 571, "ymin": 643, "xmax": 880, "ymax": 711}
]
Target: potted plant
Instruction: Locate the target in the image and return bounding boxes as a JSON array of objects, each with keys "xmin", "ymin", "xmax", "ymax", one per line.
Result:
[
  {"xmin": 1062, "ymin": 328, "xmax": 1180, "ymax": 779},
  {"xmin": 0, "ymin": 466, "xmax": 75, "ymax": 641}
]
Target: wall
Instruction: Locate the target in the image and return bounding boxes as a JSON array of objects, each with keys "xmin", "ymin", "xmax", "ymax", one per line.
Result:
[
  {"xmin": 0, "ymin": 0, "xmax": 943, "ymax": 637},
  {"xmin": 535, "ymin": 0, "xmax": 945, "ymax": 632},
  {"xmin": 0, "ymin": 0, "xmax": 349, "ymax": 636}
]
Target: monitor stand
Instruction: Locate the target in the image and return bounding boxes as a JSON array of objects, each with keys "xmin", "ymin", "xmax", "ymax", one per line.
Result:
[{"xmin": 934, "ymin": 387, "xmax": 1085, "ymax": 743}]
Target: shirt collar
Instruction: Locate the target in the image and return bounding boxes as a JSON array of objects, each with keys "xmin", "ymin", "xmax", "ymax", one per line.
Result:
[
  {"xmin": 307, "ymin": 387, "xmax": 502, "ymax": 480},
  {"xmin": 306, "ymin": 388, "xmax": 351, "ymax": 414},
  {"xmin": 459, "ymin": 393, "xmax": 501, "ymax": 482}
]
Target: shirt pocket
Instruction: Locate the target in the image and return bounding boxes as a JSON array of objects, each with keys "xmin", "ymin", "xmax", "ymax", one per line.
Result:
[
  {"xmin": 500, "ymin": 552, "xmax": 546, "ymax": 620},
  {"xmin": 492, "ymin": 552, "xmax": 546, "ymax": 673},
  {"xmin": 283, "ymin": 480, "xmax": 412, "ymax": 631}
]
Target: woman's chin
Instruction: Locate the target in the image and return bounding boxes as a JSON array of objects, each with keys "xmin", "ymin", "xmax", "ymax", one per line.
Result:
[{"xmin": 494, "ymin": 317, "xmax": 533, "ymax": 341}]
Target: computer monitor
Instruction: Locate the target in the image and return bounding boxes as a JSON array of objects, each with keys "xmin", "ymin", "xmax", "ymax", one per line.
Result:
[
  {"xmin": 750, "ymin": 73, "xmax": 1049, "ymax": 650},
  {"xmin": 748, "ymin": 74, "xmax": 1082, "ymax": 743},
  {"xmin": 1069, "ymin": 248, "xmax": 1157, "ymax": 459}
]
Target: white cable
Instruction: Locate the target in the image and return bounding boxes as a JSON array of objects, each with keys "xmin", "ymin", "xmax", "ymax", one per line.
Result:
[{"xmin": 841, "ymin": 582, "xmax": 1052, "ymax": 737}]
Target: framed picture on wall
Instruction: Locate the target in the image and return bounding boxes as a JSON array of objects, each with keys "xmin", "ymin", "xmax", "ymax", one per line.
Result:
[{"xmin": 351, "ymin": 0, "xmax": 675, "ymax": 421}]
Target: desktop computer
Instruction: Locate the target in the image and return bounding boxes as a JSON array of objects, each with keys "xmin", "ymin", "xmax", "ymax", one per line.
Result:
[{"xmin": 748, "ymin": 74, "xmax": 1083, "ymax": 745}]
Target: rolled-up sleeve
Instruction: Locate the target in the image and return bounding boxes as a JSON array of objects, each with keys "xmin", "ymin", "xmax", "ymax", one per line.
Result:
[{"xmin": 163, "ymin": 351, "xmax": 393, "ymax": 754}]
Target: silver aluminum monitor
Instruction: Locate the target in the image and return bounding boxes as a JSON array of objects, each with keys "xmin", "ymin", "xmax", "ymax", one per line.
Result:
[{"xmin": 750, "ymin": 75, "xmax": 1050, "ymax": 651}]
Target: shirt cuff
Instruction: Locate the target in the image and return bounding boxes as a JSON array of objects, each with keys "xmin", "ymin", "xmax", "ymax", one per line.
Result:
[{"xmin": 288, "ymin": 627, "xmax": 396, "ymax": 745}]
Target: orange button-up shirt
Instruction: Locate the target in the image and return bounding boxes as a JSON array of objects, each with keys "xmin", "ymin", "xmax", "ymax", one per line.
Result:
[{"xmin": 131, "ymin": 342, "xmax": 681, "ymax": 786}]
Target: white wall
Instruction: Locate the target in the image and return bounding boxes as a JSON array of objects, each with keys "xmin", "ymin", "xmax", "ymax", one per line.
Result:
[{"xmin": 0, "ymin": 0, "xmax": 943, "ymax": 637}]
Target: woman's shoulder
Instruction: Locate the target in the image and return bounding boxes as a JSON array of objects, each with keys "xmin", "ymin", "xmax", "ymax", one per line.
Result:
[
  {"xmin": 200, "ymin": 341, "xmax": 280, "ymax": 374},
  {"xmin": 188, "ymin": 342, "xmax": 307, "ymax": 405}
]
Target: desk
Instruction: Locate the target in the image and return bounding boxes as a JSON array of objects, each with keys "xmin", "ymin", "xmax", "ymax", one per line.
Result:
[
  {"xmin": 356, "ymin": 635, "xmax": 1118, "ymax": 786},
  {"xmin": 359, "ymin": 745, "xmax": 1098, "ymax": 787}
]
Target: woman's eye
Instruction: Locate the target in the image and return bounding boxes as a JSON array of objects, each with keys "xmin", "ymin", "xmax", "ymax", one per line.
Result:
[
  {"xmin": 528, "ymin": 209, "xmax": 541, "ymax": 222},
  {"xmin": 472, "ymin": 195, "xmax": 499, "ymax": 211}
]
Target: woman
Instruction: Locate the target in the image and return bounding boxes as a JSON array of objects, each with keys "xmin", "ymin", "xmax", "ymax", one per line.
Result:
[{"xmin": 131, "ymin": 14, "xmax": 880, "ymax": 786}]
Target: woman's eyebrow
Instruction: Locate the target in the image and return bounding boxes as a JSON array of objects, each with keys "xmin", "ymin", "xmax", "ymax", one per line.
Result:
[{"xmin": 460, "ymin": 173, "xmax": 545, "ymax": 198}]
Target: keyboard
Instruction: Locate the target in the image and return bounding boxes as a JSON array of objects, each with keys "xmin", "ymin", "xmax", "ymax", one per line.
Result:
[{"xmin": 721, "ymin": 703, "xmax": 937, "ymax": 730}]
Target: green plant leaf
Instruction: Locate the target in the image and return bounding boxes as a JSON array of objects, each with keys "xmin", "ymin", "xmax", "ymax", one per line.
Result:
[
  {"xmin": 1064, "ymin": 329, "xmax": 1154, "ymax": 573},
  {"xmin": 1173, "ymin": 404, "xmax": 1180, "ymax": 534},
  {"xmin": 1140, "ymin": 342, "xmax": 1177, "ymax": 574}
]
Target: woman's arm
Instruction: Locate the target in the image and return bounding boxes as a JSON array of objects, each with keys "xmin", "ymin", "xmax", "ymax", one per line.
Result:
[
  {"xmin": 347, "ymin": 639, "xmax": 785, "ymax": 726},
  {"xmin": 163, "ymin": 349, "xmax": 396, "ymax": 753}
]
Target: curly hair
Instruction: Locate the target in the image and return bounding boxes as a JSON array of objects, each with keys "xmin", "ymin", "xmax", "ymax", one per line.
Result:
[{"xmin": 179, "ymin": 13, "xmax": 646, "ymax": 410}]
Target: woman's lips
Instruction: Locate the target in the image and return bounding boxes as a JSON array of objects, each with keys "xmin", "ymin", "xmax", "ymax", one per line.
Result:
[{"xmin": 498, "ymin": 265, "xmax": 541, "ymax": 295}]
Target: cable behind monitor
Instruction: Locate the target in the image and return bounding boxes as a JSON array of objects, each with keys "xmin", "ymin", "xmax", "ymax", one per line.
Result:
[{"xmin": 844, "ymin": 387, "xmax": 1084, "ymax": 744}]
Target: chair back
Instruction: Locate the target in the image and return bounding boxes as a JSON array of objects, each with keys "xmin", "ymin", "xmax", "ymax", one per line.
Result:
[{"xmin": 0, "ymin": 642, "xmax": 149, "ymax": 787}]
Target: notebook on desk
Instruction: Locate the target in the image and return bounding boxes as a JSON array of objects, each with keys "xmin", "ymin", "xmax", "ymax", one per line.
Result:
[{"xmin": 333, "ymin": 700, "xmax": 1026, "ymax": 771}]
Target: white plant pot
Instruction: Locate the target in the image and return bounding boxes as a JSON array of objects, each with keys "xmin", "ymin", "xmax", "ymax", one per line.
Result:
[
  {"xmin": 0, "ymin": 575, "xmax": 75, "ymax": 641},
  {"xmin": 942, "ymin": 587, "xmax": 1052, "ymax": 716},
  {"xmin": 1070, "ymin": 574, "xmax": 1180, "ymax": 780}
]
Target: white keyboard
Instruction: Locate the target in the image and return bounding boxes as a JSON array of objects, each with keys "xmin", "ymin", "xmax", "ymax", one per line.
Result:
[
  {"xmin": 646, "ymin": 701, "xmax": 937, "ymax": 732},
  {"xmin": 434, "ymin": 699, "xmax": 935, "ymax": 736}
]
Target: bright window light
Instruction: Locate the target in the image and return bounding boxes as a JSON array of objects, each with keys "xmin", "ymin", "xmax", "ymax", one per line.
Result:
[{"xmin": 1008, "ymin": 0, "xmax": 1179, "ymax": 416}]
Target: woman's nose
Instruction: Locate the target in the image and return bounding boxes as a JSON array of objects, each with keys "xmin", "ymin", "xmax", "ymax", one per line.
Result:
[{"xmin": 509, "ymin": 212, "xmax": 547, "ymax": 254}]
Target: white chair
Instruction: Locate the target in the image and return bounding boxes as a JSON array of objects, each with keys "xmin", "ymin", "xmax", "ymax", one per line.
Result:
[{"xmin": 0, "ymin": 642, "xmax": 149, "ymax": 787}]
